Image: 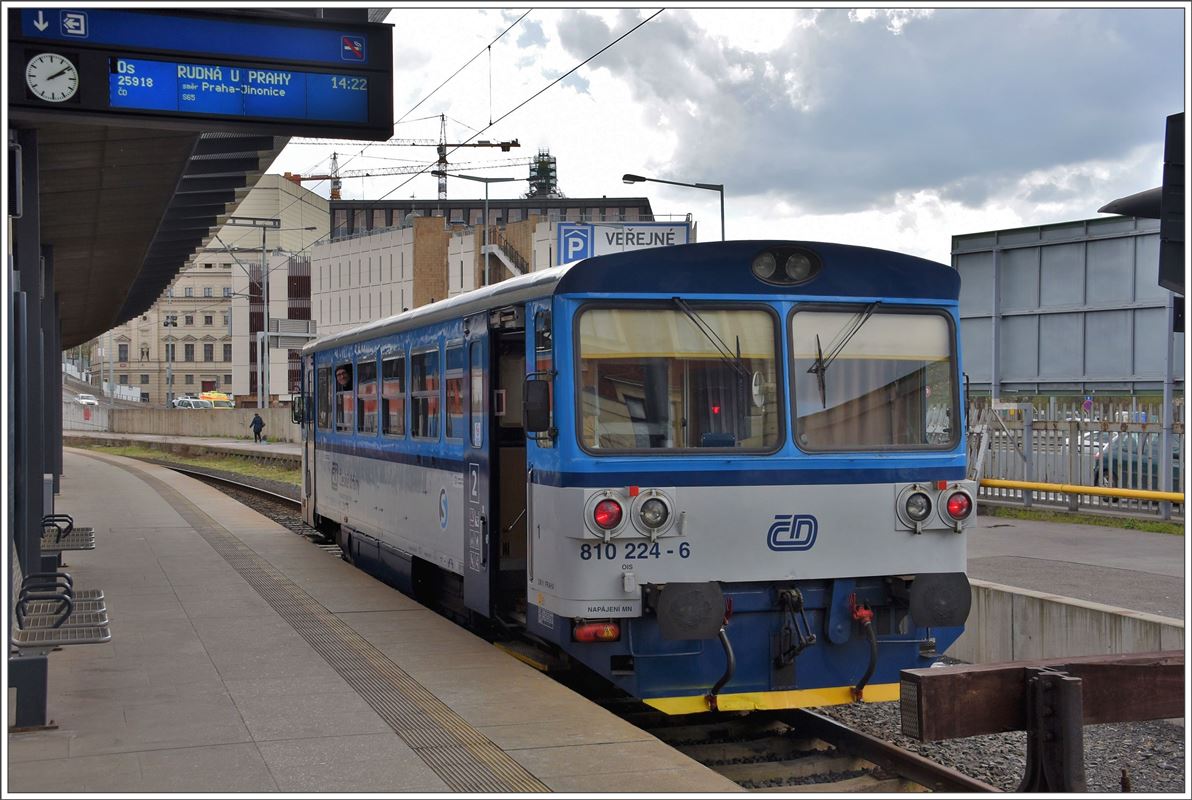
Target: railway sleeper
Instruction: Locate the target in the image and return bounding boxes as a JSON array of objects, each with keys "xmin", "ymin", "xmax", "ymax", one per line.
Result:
[{"xmin": 678, "ymin": 735, "xmax": 832, "ymax": 764}]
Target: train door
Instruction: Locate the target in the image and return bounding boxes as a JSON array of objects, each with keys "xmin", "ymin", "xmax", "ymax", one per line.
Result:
[
  {"xmin": 302, "ymin": 356, "xmax": 317, "ymax": 527},
  {"xmin": 462, "ymin": 312, "xmax": 495, "ymax": 614}
]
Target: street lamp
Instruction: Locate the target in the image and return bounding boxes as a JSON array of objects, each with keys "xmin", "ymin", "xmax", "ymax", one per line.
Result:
[
  {"xmin": 431, "ymin": 170, "xmax": 521, "ymax": 287},
  {"xmin": 162, "ymin": 313, "xmax": 177, "ymax": 407},
  {"xmin": 622, "ymin": 173, "xmax": 725, "ymax": 242}
]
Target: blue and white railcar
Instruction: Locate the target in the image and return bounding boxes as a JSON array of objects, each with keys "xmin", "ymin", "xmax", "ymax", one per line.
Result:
[{"xmin": 298, "ymin": 240, "xmax": 974, "ymax": 714}]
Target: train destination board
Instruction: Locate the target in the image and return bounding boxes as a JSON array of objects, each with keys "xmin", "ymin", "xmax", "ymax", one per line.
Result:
[
  {"xmin": 8, "ymin": 8, "xmax": 394, "ymax": 139},
  {"xmin": 110, "ymin": 58, "xmax": 368, "ymax": 123}
]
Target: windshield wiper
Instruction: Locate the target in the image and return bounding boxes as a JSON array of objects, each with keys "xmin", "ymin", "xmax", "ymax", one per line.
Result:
[
  {"xmin": 805, "ymin": 301, "xmax": 881, "ymax": 408},
  {"xmin": 672, "ymin": 297, "xmax": 751, "ymax": 382}
]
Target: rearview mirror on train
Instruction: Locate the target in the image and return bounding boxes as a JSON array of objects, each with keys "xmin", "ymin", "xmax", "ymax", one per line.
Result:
[
  {"xmin": 524, "ymin": 379, "xmax": 551, "ymax": 433},
  {"xmin": 291, "ymin": 397, "xmax": 303, "ymax": 425}
]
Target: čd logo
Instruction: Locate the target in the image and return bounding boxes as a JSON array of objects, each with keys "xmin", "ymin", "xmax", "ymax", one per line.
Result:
[{"xmin": 767, "ymin": 514, "xmax": 817, "ymax": 551}]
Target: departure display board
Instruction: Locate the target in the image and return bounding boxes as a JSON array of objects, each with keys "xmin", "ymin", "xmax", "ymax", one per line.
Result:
[
  {"xmin": 109, "ymin": 58, "xmax": 369, "ymax": 123},
  {"xmin": 8, "ymin": 8, "xmax": 393, "ymax": 140}
]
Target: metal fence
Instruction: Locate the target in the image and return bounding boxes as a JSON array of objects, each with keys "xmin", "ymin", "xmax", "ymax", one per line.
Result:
[{"xmin": 967, "ymin": 397, "xmax": 1184, "ymax": 519}]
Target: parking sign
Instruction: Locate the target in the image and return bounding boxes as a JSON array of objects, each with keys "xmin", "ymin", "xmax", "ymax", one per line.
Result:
[{"xmin": 558, "ymin": 224, "xmax": 592, "ymax": 263}]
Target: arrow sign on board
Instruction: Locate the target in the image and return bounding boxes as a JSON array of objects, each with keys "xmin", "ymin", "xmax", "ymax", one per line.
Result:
[{"xmin": 33, "ymin": 11, "xmax": 48, "ymax": 31}]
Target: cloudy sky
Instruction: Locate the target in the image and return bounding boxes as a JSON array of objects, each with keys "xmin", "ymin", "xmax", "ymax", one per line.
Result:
[{"xmin": 273, "ymin": 3, "xmax": 1186, "ymax": 265}]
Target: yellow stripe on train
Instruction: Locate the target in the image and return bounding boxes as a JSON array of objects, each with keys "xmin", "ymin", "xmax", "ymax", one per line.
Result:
[{"xmin": 643, "ymin": 682, "xmax": 901, "ymax": 715}]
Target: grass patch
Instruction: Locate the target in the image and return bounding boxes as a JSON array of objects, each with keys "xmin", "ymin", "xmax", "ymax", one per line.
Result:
[
  {"xmin": 78, "ymin": 443, "xmax": 301, "ymax": 487},
  {"xmin": 982, "ymin": 504, "xmax": 1185, "ymax": 536}
]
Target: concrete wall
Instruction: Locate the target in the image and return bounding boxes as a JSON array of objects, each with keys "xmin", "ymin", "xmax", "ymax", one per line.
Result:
[
  {"xmin": 413, "ymin": 216, "xmax": 448, "ymax": 307},
  {"xmin": 108, "ymin": 408, "xmax": 301, "ymax": 443},
  {"xmin": 63, "ymin": 401, "xmax": 110, "ymax": 431},
  {"xmin": 948, "ymin": 579, "xmax": 1184, "ymax": 663}
]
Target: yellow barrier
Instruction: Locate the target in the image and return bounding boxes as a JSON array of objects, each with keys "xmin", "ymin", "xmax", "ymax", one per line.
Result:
[{"xmin": 980, "ymin": 478, "xmax": 1184, "ymax": 504}]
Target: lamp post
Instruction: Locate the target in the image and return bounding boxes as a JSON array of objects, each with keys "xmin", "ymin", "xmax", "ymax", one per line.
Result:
[
  {"xmin": 162, "ymin": 313, "xmax": 177, "ymax": 407},
  {"xmin": 431, "ymin": 170, "xmax": 521, "ymax": 287},
  {"xmin": 622, "ymin": 173, "xmax": 725, "ymax": 241}
]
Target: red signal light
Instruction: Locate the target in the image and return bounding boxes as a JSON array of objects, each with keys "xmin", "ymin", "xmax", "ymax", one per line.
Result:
[
  {"xmin": 712, "ymin": 405, "xmax": 721, "ymax": 415},
  {"xmin": 573, "ymin": 621, "xmax": 621, "ymax": 642},
  {"xmin": 946, "ymin": 492, "xmax": 972, "ymax": 520},
  {"xmin": 593, "ymin": 498, "xmax": 623, "ymax": 529}
]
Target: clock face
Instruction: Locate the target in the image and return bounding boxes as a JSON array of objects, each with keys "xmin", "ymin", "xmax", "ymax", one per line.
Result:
[{"xmin": 25, "ymin": 53, "xmax": 79, "ymax": 103}]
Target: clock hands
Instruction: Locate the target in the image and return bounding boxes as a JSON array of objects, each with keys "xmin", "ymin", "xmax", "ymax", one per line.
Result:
[{"xmin": 47, "ymin": 66, "xmax": 72, "ymax": 81}]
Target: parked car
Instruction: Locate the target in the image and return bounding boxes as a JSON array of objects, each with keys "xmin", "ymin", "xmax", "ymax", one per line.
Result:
[
  {"xmin": 174, "ymin": 398, "xmax": 214, "ymax": 409},
  {"xmin": 74, "ymin": 393, "xmax": 99, "ymax": 406},
  {"xmin": 1093, "ymin": 432, "xmax": 1182, "ymax": 490}
]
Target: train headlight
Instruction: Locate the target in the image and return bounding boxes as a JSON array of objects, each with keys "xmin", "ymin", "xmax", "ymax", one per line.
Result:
[
  {"xmin": 905, "ymin": 492, "xmax": 932, "ymax": 522},
  {"xmin": 752, "ymin": 252, "xmax": 777, "ymax": 280},
  {"xmin": 639, "ymin": 498, "xmax": 669, "ymax": 529},
  {"xmin": 784, "ymin": 253, "xmax": 814, "ymax": 281},
  {"xmin": 945, "ymin": 491, "xmax": 973, "ymax": 521},
  {"xmin": 593, "ymin": 498, "xmax": 624, "ymax": 530}
]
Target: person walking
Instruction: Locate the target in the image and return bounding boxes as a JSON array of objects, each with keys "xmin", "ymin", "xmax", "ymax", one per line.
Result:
[{"xmin": 250, "ymin": 412, "xmax": 266, "ymax": 443}]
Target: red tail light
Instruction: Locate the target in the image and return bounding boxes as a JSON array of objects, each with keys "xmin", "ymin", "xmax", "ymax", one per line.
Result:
[
  {"xmin": 946, "ymin": 492, "xmax": 972, "ymax": 520},
  {"xmin": 573, "ymin": 621, "xmax": 621, "ymax": 642},
  {"xmin": 593, "ymin": 498, "xmax": 623, "ymax": 529}
]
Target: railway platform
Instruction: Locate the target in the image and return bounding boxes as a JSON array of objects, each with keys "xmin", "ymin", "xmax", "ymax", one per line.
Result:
[{"xmin": 8, "ymin": 449, "xmax": 743, "ymax": 793}]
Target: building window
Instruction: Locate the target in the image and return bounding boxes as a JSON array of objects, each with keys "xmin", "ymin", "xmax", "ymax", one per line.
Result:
[
  {"xmin": 203, "ymin": 287, "xmax": 213, "ymax": 297},
  {"xmin": 223, "ymin": 314, "xmax": 229, "ymax": 327},
  {"xmin": 204, "ymin": 263, "xmax": 213, "ymax": 269},
  {"xmin": 203, "ymin": 344, "xmax": 214, "ymax": 362},
  {"xmin": 224, "ymin": 344, "xmax": 232, "ymax": 361},
  {"xmin": 119, "ymin": 374, "xmax": 128, "ymax": 385},
  {"xmin": 166, "ymin": 287, "xmax": 174, "ymax": 298},
  {"xmin": 411, "ymin": 349, "xmax": 440, "ymax": 439},
  {"xmin": 185, "ymin": 315, "xmax": 194, "ymax": 325},
  {"xmin": 165, "ymin": 343, "xmax": 175, "ymax": 361},
  {"xmin": 357, "ymin": 357, "xmax": 378, "ymax": 434},
  {"xmin": 184, "ymin": 287, "xmax": 193, "ymax": 297},
  {"xmin": 204, "ymin": 315, "xmax": 213, "ymax": 326},
  {"xmin": 224, "ymin": 374, "xmax": 232, "ymax": 384},
  {"xmin": 223, "ymin": 287, "xmax": 232, "ymax": 297},
  {"xmin": 185, "ymin": 374, "xmax": 194, "ymax": 385},
  {"xmin": 118, "ymin": 343, "xmax": 129, "ymax": 362},
  {"xmin": 381, "ymin": 355, "xmax": 405, "ymax": 437},
  {"xmin": 140, "ymin": 374, "xmax": 149, "ymax": 384},
  {"xmin": 184, "ymin": 343, "xmax": 194, "ymax": 361},
  {"xmin": 508, "ymin": 208, "xmax": 523, "ymax": 223}
]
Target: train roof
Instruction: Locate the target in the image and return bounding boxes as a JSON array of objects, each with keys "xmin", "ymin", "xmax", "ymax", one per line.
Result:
[{"xmin": 304, "ymin": 240, "xmax": 956, "ymax": 354}]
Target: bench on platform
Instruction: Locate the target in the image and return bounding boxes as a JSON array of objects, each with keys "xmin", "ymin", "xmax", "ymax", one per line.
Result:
[
  {"xmin": 41, "ymin": 513, "xmax": 96, "ymax": 553},
  {"xmin": 8, "ymin": 540, "xmax": 110, "ymax": 730}
]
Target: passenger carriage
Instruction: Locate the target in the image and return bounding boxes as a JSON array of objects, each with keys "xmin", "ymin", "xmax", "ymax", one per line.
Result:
[{"xmin": 297, "ymin": 240, "xmax": 975, "ymax": 713}]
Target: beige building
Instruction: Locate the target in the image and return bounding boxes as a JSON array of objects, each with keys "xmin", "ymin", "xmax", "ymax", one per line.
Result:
[{"xmin": 89, "ymin": 175, "xmax": 328, "ymax": 405}]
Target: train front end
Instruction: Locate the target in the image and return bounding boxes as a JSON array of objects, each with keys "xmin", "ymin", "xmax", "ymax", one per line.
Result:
[{"xmin": 523, "ymin": 241, "xmax": 974, "ymax": 713}]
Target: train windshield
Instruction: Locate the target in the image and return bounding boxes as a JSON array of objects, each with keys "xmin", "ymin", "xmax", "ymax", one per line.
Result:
[
  {"xmin": 791, "ymin": 308, "xmax": 956, "ymax": 450},
  {"xmin": 577, "ymin": 306, "xmax": 780, "ymax": 452}
]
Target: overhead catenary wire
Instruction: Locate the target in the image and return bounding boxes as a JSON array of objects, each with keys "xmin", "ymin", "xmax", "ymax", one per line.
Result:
[{"xmin": 236, "ymin": 9, "xmax": 666, "ymax": 272}]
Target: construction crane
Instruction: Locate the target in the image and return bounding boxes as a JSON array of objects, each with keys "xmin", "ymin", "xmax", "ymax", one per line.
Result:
[
  {"xmin": 292, "ymin": 114, "xmax": 519, "ymax": 200},
  {"xmin": 283, "ymin": 154, "xmax": 537, "ymax": 199}
]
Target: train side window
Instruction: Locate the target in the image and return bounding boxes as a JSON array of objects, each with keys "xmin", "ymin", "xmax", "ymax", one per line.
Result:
[
  {"xmin": 469, "ymin": 342, "xmax": 484, "ymax": 447},
  {"xmin": 357, "ymin": 357, "xmax": 379, "ymax": 435},
  {"xmin": 381, "ymin": 355, "xmax": 406, "ymax": 437},
  {"xmin": 411, "ymin": 349, "xmax": 440, "ymax": 439},
  {"xmin": 445, "ymin": 343, "xmax": 464, "ymax": 440},
  {"xmin": 335, "ymin": 362, "xmax": 354, "ymax": 432},
  {"xmin": 317, "ymin": 366, "xmax": 331, "ymax": 430}
]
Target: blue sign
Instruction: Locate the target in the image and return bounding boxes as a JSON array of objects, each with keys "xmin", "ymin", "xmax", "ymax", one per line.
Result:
[
  {"xmin": 21, "ymin": 9, "xmax": 373, "ymax": 66},
  {"xmin": 558, "ymin": 224, "xmax": 593, "ymax": 263},
  {"xmin": 109, "ymin": 57, "xmax": 368, "ymax": 123}
]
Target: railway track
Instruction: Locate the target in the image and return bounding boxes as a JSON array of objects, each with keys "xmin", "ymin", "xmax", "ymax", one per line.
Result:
[{"xmin": 173, "ymin": 463, "xmax": 999, "ymax": 794}]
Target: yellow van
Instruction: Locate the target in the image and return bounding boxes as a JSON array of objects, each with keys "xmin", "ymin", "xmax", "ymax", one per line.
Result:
[{"xmin": 200, "ymin": 391, "xmax": 235, "ymax": 409}]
